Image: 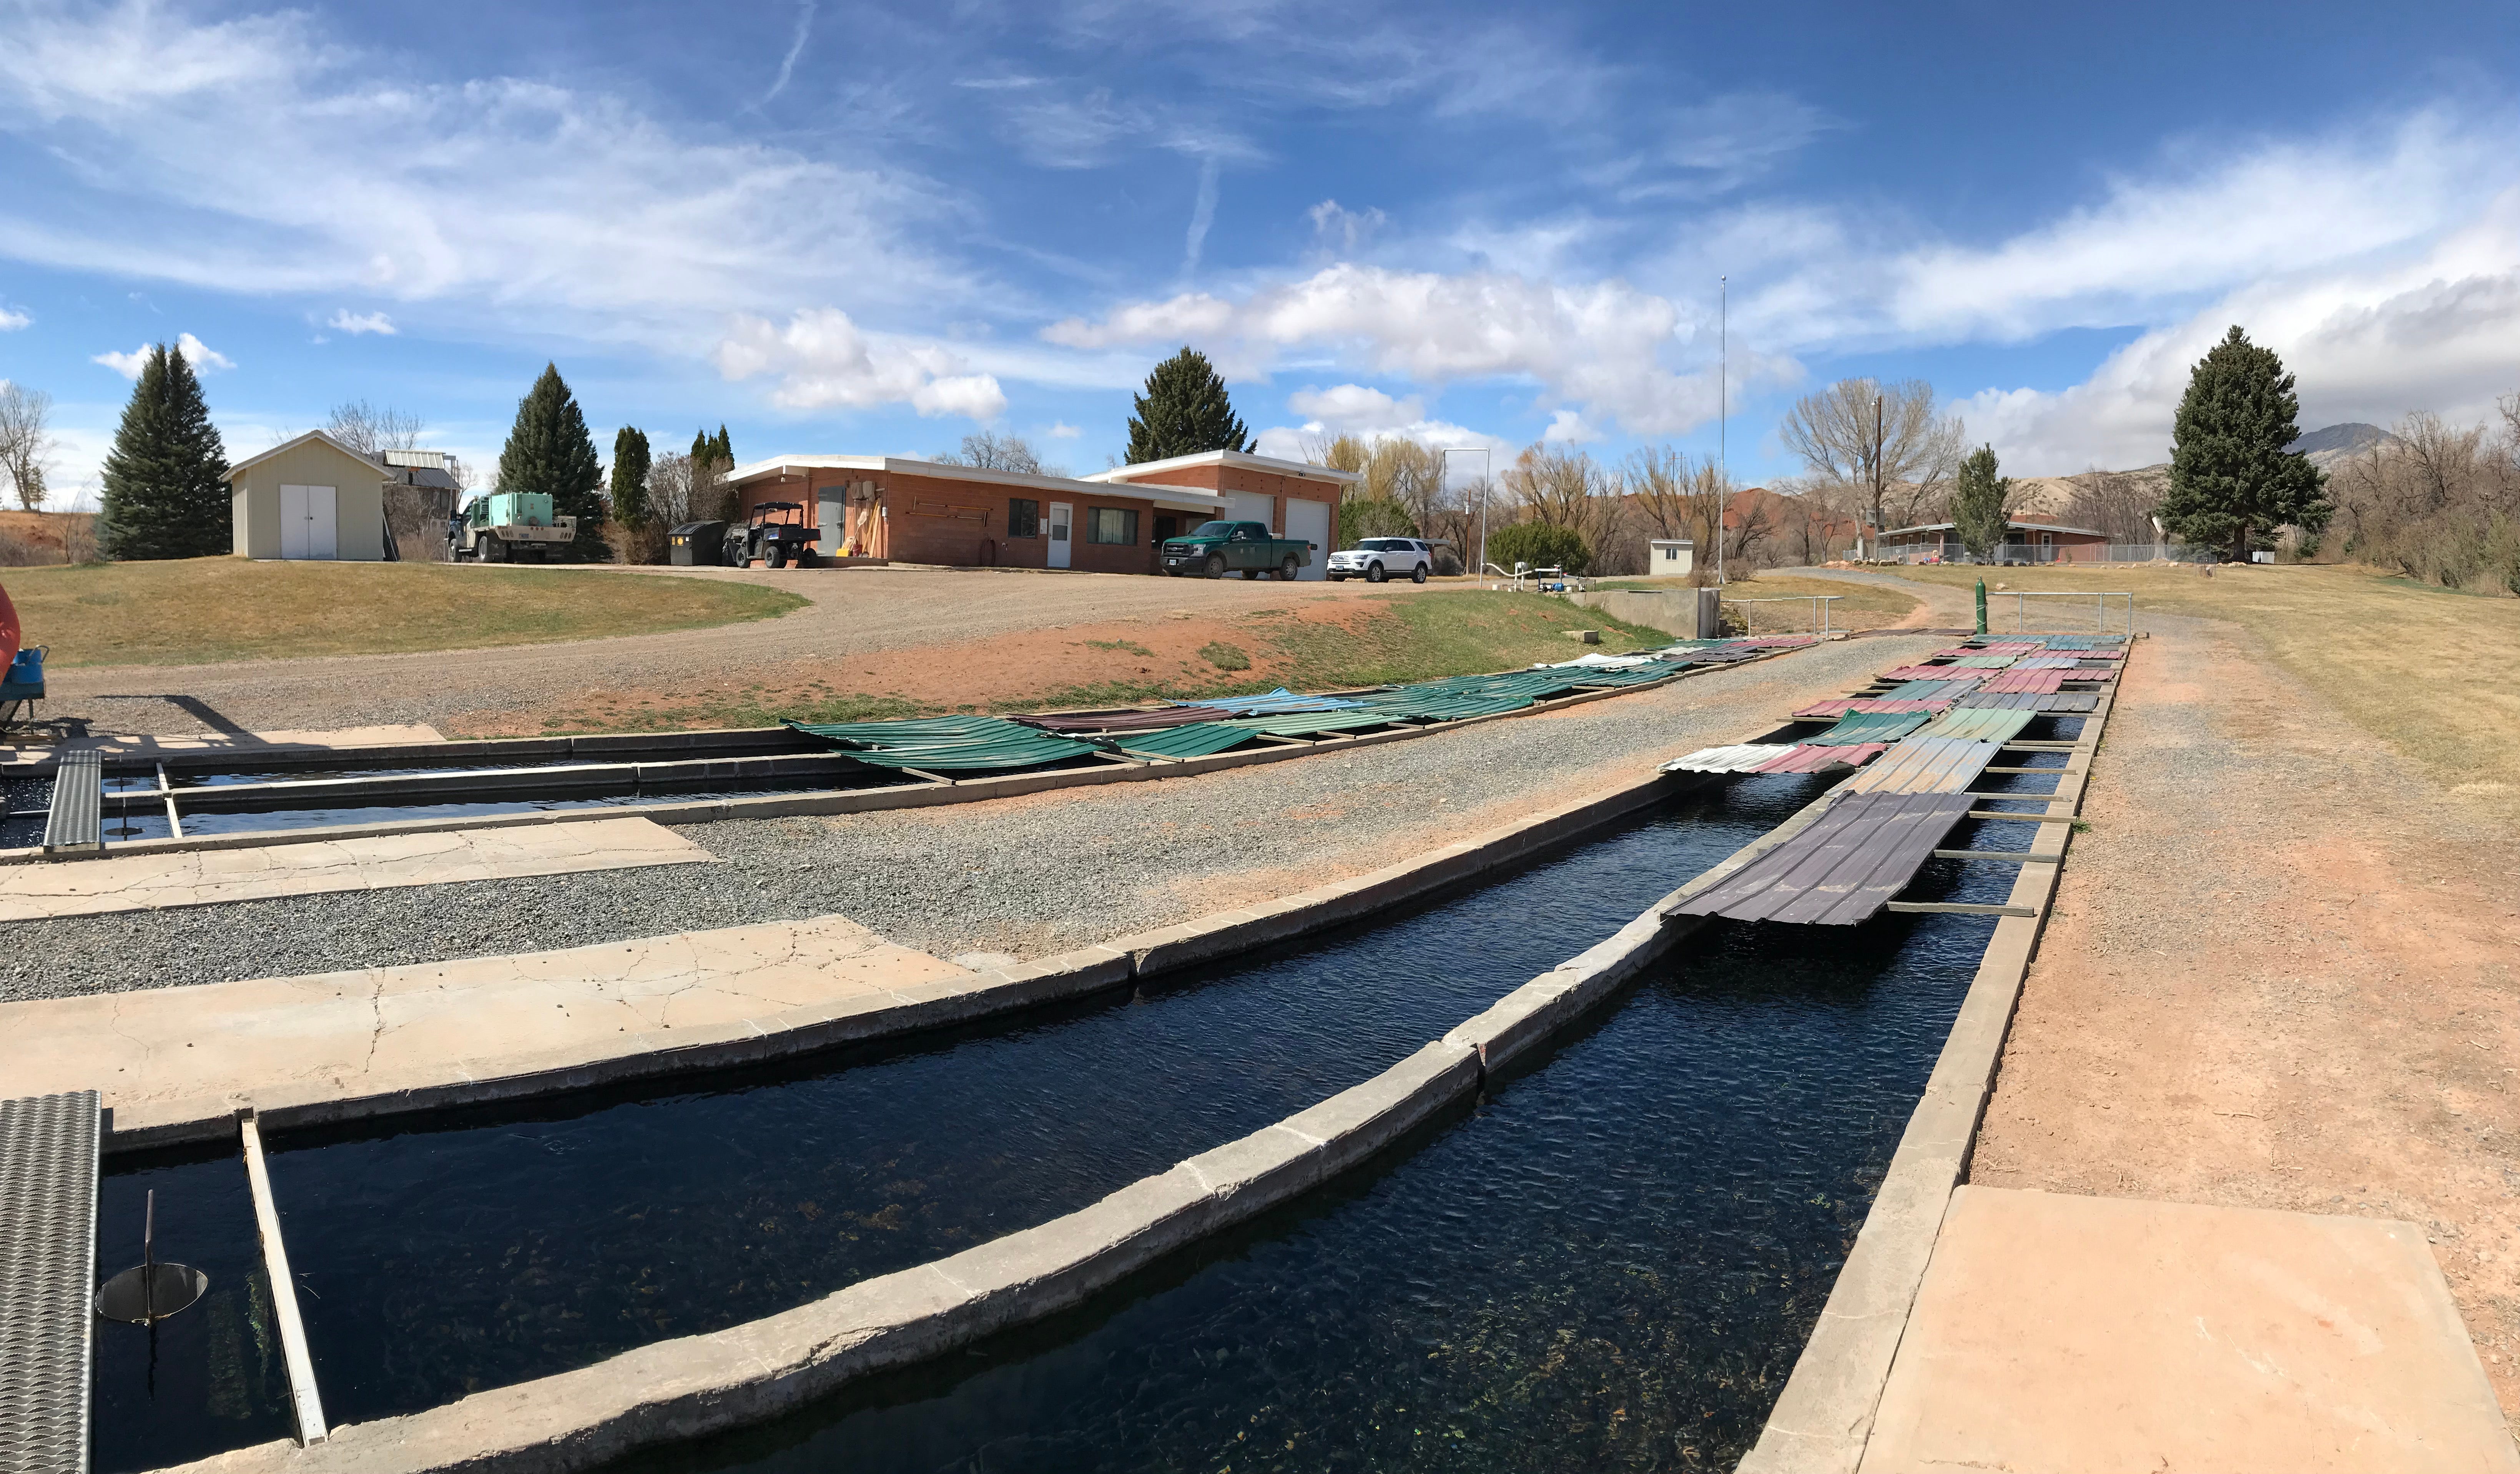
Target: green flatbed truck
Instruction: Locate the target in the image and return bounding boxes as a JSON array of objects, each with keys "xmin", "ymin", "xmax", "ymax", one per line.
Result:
[{"xmin": 1158, "ymin": 520, "xmax": 1315, "ymax": 580}]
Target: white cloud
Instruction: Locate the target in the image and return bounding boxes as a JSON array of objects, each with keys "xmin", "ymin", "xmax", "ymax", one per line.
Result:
[
  {"xmin": 326, "ymin": 309, "xmax": 396, "ymax": 335},
  {"xmin": 763, "ymin": 1, "xmax": 815, "ymax": 103},
  {"xmin": 1957, "ymin": 179, "xmax": 2520, "ymax": 474},
  {"xmin": 1541, "ymin": 408, "xmax": 1596, "ymax": 443},
  {"xmin": 92, "ymin": 332, "xmax": 232, "ymax": 378},
  {"xmin": 715, "ymin": 308, "xmax": 1006, "ymax": 419},
  {"xmin": 1309, "ymin": 199, "xmax": 1387, "ymax": 254},
  {"xmin": 1254, "ymin": 382, "xmax": 1513, "ymax": 465},
  {"xmin": 1286, "ymin": 383, "xmax": 1423, "ymax": 431},
  {"xmin": 1044, "ymin": 263, "xmax": 1715, "ymax": 435},
  {"xmin": 1184, "ymin": 155, "xmax": 1221, "ymax": 272},
  {"xmin": 1045, "ymin": 421, "xmax": 1081, "ymax": 438},
  {"xmin": 0, "ymin": 305, "xmax": 27, "ymax": 330},
  {"xmin": 0, "ymin": 1, "xmax": 978, "ymax": 353}
]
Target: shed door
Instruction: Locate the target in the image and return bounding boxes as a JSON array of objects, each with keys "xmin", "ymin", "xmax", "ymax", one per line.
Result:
[
  {"xmin": 1282, "ymin": 496, "xmax": 1330, "ymax": 581},
  {"xmin": 1226, "ymin": 490, "xmax": 1275, "ymax": 531},
  {"xmin": 278, "ymin": 485, "xmax": 337, "ymax": 559}
]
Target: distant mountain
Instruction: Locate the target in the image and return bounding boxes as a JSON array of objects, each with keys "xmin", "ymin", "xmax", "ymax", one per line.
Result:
[{"xmin": 2289, "ymin": 422, "xmax": 2397, "ymax": 469}]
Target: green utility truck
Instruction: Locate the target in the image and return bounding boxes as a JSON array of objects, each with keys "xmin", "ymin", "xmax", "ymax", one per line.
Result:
[
  {"xmin": 1158, "ymin": 520, "xmax": 1315, "ymax": 580},
  {"xmin": 447, "ymin": 491, "xmax": 578, "ymax": 563}
]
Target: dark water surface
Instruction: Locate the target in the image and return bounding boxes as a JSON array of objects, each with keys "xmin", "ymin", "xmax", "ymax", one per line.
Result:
[
  {"xmin": 93, "ymin": 770, "xmax": 1833, "ymax": 1469},
  {"xmin": 616, "ymin": 881, "xmax": 2016, "ymax": 1474}
]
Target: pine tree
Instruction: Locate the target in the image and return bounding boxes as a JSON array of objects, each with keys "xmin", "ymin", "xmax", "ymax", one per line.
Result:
[
  {"xmin": 1125, "ymin": 347, "xmax": 1252, "ymax": 463},
  {"xmin": 1950, "ymin": 444, "xmax": 2012, "ymax": 562},
  {"xmin": 609, "ymin": 427, "xmax": 652, "ymax": 529},
  {"xmin": 96, "ymin": 344, "xmax": 230, "ymax": 561},
  {"xmin": 2161, "ymin": 326, "xmax": 2330, "ymax": 561},
  {"xmin": 495, "ymin": 364, "xmax": 606, "ymax": 559}
]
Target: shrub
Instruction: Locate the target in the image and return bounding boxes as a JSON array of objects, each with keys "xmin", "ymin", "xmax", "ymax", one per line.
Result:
[
  {"xmin": 1486, "ymin": 520, "xmax": 1590, "ymax": 575},
  {"xmin": 1338, "ymin": 496, "xmax": 1419, "ymax": 547}
]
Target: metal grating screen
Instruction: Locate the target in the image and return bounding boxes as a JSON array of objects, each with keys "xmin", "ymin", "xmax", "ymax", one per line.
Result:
[{"xmin": 0, "ymin": 1089, "xmax": 100, "ymax": 1474}]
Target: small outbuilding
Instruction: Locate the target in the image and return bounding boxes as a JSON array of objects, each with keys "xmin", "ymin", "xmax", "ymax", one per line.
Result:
[
  {"xmin": 1648, "ymin": 538, "xmax": 1696, "ymax": 576},
  {"xmin": 226, "ymin": 430, "xmax": 392, "ymax": 561}
]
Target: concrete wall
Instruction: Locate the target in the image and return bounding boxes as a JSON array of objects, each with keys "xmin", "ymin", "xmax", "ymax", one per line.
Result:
[
  {"xmin": 229, "ymin": 439, "xmax": 389, "ymax": 561},
  {"xmin": 1566, "ymin": 589, "xmax": 1687, "ymax": 637}
]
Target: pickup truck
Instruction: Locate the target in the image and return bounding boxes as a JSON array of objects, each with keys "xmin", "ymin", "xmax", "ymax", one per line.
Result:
[{"xmin": 1158, "ymin": 520, "xmax": 1315, "ymax": 580}]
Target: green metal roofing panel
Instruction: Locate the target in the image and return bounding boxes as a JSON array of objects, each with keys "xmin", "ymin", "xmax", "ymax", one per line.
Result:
[
  {"xmin": 1227, "ymin": 709, "xmax": 1406, "ymax": 738},
  {"xmin": 1943, "ymin": 654, "xmax": 2018, "ymax": 669},
  {"xmin": 786, "ymin": 715, "xmax": 1107, "ymax": 770},
  {"xmin": 1564, "ymin": 666, "xmax": 1676, "ymax": 689},
  {"xmin": 1802, "ymin": 709, "xmax": 1931, "ymax": 746},
  {"xmin": 1110, "ymin": 722, "xmax": 1265, "ymax": 760},
  {"xmin": 1921, "ymin": 706, "xmax": 2038, "ymax": 744}
]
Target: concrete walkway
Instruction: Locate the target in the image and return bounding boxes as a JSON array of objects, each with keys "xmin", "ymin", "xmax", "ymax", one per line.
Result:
[
  {"xmin": 1864, "ymin": 1186, "xmax": 2516, "ymax": 1473},
  {"xmin": 0, "ymin": 915, "xmax": 975, "ymax": 1144},
  {"xmin": 0, "ymin": 817, "xmax": 710, "ymax": 921}
]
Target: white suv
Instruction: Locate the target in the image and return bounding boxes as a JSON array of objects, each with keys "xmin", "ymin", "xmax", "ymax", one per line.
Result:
[{"xmin": 1327, "ymin": 537, "xmax": 1435, "ymax": 583}]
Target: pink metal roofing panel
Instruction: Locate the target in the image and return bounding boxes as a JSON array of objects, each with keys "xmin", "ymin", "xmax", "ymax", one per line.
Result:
[
  {"xmin": 1753, "ymin": 743, "xmax": 1888, "ymax": 774},
  {"xmin": 1675, "ymin": 789, "xmax": 1979, "ymax": 925},
  {"xmin": 1979, "ymin": 669, "xmax": 2068, "ymax": 694},
  {"xmin": 1952, "ymin": 691, "xmax": 2099, "ymax": 713},
  {"xmin": 1941, "ymin": 642, "xmax": 2042, "ymax": 656},
  {"xmin": 2010, "ymin": 656, "xmax": 2083, "ymax": 669},
  {"xmin": 1792, "ymin": 697, "xmax": 1949, "ymax": 719},
  {"xmin": 1839, "ymin": 736, "xmax": 2005, "ymax": 795},
  {"xmin": 1877, "ymin": 664, "xmax": 1974, "ymax": 682}
]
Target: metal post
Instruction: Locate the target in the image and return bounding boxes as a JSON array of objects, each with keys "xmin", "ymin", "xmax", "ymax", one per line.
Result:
[
  {"xmin": 1718, "ymin": 274, "xmax": 1727, "ymax": 589},
  {"xmin": 1442, "ymin": 447, "xmax": 1492, "ymax": 586},
  {"xmin": 1975, "ymin": 579, "xmax": 1988, "ymax": 636}
]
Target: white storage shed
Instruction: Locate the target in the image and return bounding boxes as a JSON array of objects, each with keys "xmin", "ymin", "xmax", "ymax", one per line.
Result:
[{"xmin": 226, "ymin": 430, "xmax": 392, "ymax": 561}]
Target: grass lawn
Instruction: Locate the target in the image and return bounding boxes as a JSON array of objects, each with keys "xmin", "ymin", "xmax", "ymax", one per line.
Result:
[
  {"xmin": 1877, "ymin": 562, "xmax": 2520, "ymax": 796},
  {"xmin": 1586, "ymin": 573, "xmax": 1923, "ymax": 633},
  {"xmin": 5, "ymin": 558, "xmax": 807, "ymax": 667}
]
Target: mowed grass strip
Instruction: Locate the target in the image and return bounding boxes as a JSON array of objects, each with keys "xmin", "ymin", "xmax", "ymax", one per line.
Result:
[
  {"xmin": 1583, "ymin": 574, "xmax": 1922, "ymax": 632},
  {"xmin": 7, "ymin": 558, "xmax": 807, "ymax": 667},
  {"xmin": 1882, "ymin": 562, "xmax": 2520, "ymax": 797}
]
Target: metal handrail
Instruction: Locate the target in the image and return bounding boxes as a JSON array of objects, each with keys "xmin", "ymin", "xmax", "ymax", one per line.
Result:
[
  {"xmin": 1995, "ymin": 589, "xmax": 2136, "ymax": 639},
  {"xmin": 1720, "ymin": 594, "xmax": 1842, "ymax": 636}
]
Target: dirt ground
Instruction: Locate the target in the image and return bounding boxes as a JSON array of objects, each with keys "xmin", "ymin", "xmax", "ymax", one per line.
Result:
[{"xmin": 1965, "ymin": 605, "xmax": 2520, "ymax": 1424}]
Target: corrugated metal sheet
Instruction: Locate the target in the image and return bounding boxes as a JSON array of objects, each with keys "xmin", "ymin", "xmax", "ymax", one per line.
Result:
[
  {"xmin": 1881, "ymin": 677, "xmax": 1986, "ymax": 701},
  {"xmin": 1754, "ymin": 742, "xmax": 1888, "ymax": 774},
  {"xmin": 1111, "ymin": 722, "xmax": 1264, "ymax": 760},
  {"xmin": 1564, "ymin": 666, "xmax": 1676, "ymax": 689},
  {"xmin": 1921, "ymin": 706, "xmax": 2038, "ymax": 744},
  {"xmin": 1792, "ymin": 697, "xmax": 1949, "ymax": 718},
  {"xmin": 1804, "ymin": 709, "xmax": 1932, "ymax": 746},
  {"xmin": 1943, "ymin": 655, "xmax": 2018, "ymax": 669},
  {"xmin": 1675, "ymin": 790, "xmax": 1978, "ymax": 924},
  {"xmin": 1662, "ymin": 743, "xmax": 1796, "ymax": 774},
  {"xmin": 2010, "ymin": 656, "xmax": 2083, "ymax": 668},
  {"xmin": 1951, "ymin": 691, "xmax": 2100, "ymax": 713},
  {"xmin": 1940, "ymin": 643, "xmax": 2042, "ymax": 656},
  {"xmin": 1187, "ymin": 688, "xmax": 1370, "ymax": 715},
  {"xmin": 1876, "ymin": 664, "xmax": 1964, "ymax": 682},
  {"xmin": 2039, "ymin": 636, "xmax": 2125, "ymax": 650},
  {"xmin": 0, "ymin": 1090, "xmax": 98, "ymax": 1474},
  {"xmin": 1017, "ymin": 705, "xmax": 1237, "ymax": 733},
  {"xmin": 1838, "ymin": 736, "xmax": 2005, "ymax": 794},
  {"xmin": 788, "ymin": 715, "xmax": 1107, "ymax": 771},
  {"xmin": 1227, "ymin": 709, "xmax": 1404, "ymax": 738},
  {"xmin": 1978, "ymin": 668, "xmax": 2069, "ymax": 694}
]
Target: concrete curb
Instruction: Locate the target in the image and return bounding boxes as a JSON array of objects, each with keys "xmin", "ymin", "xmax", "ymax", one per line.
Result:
[
  {"xmin": 1733, "ymin": 673, "xmax": 2121, "ymax": 1474},
  {"xmin": 156, "ymin": 691, "xmax": 1885, "ymax": 1474}
]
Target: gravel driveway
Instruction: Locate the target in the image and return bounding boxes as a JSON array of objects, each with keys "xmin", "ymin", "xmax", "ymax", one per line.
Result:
[
  {"xmin": 1, "ymin": 632, "xmax": 1940, "ymax": 1003},
  {"xmin": 40, "ymin": 566, "xmax": 1440, "ymax": 737}
]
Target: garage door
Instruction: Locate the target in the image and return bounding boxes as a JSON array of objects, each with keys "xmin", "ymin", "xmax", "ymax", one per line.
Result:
[
  {"xmin": 1226, "ymin": 491, "xmax": 1275, "ymax": 529},
  {"xmin": 1282, "ymin": 496, "xmax": 1330, "ymax": 581}
]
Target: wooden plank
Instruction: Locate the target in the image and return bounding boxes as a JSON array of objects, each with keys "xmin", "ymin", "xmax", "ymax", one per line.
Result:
[
  {"xmin": 1933, "ymin": 848, "xmax": 2066, "ymax": 863},
  {"xmin": 238, "ymin": 1110, "xmax": 329, "ymax": 1446}
]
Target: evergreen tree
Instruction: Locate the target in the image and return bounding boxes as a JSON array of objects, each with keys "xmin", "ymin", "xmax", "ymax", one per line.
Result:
[
  {"xmin": 495, "ymin": 364, "xmax": 606, "ymax": 559},
  {"xmin": 2161, "ymin": 326, "xmax": 2330, "ymax": 561},
  {"xmin": 96, "ymin": 344, "xmax": 230, "ymax": 561},
  {"xmin": 609, "ymin": 427, "xmax": 652, "ymax": 529},
  {"xmin": 1125, "ymin": 347, "xmax": 1252, "ymax": 463},
  {"xmin": 1950, "ymin": 443, "xmax": 2012, "ymax": 562}
]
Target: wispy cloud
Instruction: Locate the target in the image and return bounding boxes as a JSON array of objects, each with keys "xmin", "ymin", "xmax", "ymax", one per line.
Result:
[
  {"xmin": 763, "ymin": 2, "xmax": 816, "ymax": 103},
  {"xmin": 1183, "ymin": 156, "xmax": 1221, "ymax": 274},
  {"xmin": 327, "ymin": 308, "xmax": 395, "ymax": 335},
  {"xmin": 0, "ymin": 305, "xmax": 27, "ymax": 330}
]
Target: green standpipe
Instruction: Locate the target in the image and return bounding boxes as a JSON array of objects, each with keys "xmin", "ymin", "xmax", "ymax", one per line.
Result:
[{"xmin": 1974, "ymin": 579, "xmax": 1988, "ymax": 636}]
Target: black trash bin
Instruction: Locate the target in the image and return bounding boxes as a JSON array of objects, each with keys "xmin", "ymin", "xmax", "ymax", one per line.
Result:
[{"xmin": 669, "ymin": 521, "xmax": 729, "ymax": 566}]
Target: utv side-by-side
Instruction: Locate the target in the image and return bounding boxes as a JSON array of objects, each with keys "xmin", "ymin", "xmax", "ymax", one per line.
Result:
[{"xmin": 723, "ymin": 503, "xmax": 822, "ymax": 568}]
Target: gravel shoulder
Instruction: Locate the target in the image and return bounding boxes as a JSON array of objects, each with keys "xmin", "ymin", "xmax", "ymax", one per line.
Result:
[
  {"xmin": 0, "ymin": 633, "xmax": 1936, "ymax": 1003},
  {"xmin": 1968, "ymin": 606, "xmax": 2520, "ymax": 1426}
]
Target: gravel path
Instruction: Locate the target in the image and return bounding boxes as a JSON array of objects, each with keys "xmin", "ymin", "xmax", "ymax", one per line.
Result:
[
  {"xmin": 0, "ymin": 633, "xmax": 1938, "ymax": 1003},
  {"xmin": 42, "ymin": 566, "xmax": 1431, "ymax": 737}
]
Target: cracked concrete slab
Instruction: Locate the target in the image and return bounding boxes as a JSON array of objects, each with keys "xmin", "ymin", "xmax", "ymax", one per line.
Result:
[
  {"xmin": 1860, "ymin": 1186, "xmax": 2518, "ymax": 1474},
  {"xmin": 0, "ymin": 914, "xmax": 976, "ymax": 1136},
  {"xmin": 0, "ymin": 816, "xmax": 711, "ymax": 920}
]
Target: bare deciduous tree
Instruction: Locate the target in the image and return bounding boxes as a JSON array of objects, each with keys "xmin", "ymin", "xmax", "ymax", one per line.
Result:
[
  {"xmin": 324, "ymin": 400, "xmax": 425, "ymax": 456},
  {"xmin": 1776, "ymin": 377, "xmax": 1963, "ymax": 553},
  {"xmin": 2324, "ymin": 406, "xmax": 2520, "ymax": 589},
  {"xmin": 932, "ymin": 431, "xmax": 1066, "ymax": 479},
  {"xmin": 1621, "ymin": 445, "xmax": 1737, "ymax": 581},
  {"xmin": 2058, "ymin": 467, "xmax": 2164, "ymax": 545},
  {"xmin": 0, "ymin": 382, "xmax": 55, "ymax": 511}
]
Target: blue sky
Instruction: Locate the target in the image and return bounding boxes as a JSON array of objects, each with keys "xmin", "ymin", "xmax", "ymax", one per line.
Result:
[{"xmin": 5, "ymin": 0, "xmax": 2520, "ymax": 504}]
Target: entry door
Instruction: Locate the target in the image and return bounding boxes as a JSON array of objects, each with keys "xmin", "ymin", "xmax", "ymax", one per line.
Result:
[
  {"xmin": 1046, "ymin": 502, "xmax": 1072, "ymax": 568},
  {"xmin": 278, "ymin": 485, "xmax": 338, "ymax": 560}
]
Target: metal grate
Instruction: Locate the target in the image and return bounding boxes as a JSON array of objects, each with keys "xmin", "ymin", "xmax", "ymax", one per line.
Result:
[
  {"xmin": 40, "ymin": 750, "xmax": 101, "ymax": 856},
  {"xmin": 0, "ymin": 1090, "xmax": 100, "ymax": 1474}
]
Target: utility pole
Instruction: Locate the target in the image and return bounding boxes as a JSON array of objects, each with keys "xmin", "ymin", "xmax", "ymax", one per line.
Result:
[
  {"xmin": 1717, "ymin": 275, "xmax": 1727, "ymax": 588},
  {"xmin": 1868, "ymin": 393, "xmax": 1885, "ymax": 563},
  {"xmin": 1441, "ymin": 446, "xmax": 1492, "ymax": 584}
]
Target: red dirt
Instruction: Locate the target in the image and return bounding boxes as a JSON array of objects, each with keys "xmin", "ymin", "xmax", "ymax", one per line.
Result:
[{"xmin": 1969, "ymin": 612, "xmax": 2520, "ymax": 1423}]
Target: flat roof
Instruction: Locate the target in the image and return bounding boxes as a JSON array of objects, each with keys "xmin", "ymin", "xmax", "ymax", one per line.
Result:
[
  {"xmin": 1882, "ymin": 519, "xmax": 2109, "ymax": 539},
  {"xmin": 721, "ymin": 455, "xmax": 1228, "ymax": 510},
  {"xmin": 1082, "ymin": 448, "xmax": 1361, "ymax": 485}
]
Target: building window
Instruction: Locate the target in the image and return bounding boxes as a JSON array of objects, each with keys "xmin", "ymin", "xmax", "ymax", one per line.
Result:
[
  {"xmin": 1008, "ymin": 498, "xmax": 1040, "ymax": 537},
  {"xmin": 1086, "ymin": 506, "xmax": 1139, "ymax": 545}
]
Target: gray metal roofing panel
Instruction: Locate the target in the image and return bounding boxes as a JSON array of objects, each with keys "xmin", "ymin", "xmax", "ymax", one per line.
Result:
[
  {"xmin": 0, "ymin": 1090, "xmax": 99, "ymax": 1474},
  {"xmin": 1951, "ymin": 691, "xmax": 2099, "ymax": 713},
  {"xmin": 1662, "ymin": 743, "xmax": 1795, "ymax": 774},
  {"xmin": 1675, "ymin": 790, "xmax": 1978, "ymax": 924},
  {"xmin": 1840, "ymin": 736, "xmax": 2005, "ymax": 795}
]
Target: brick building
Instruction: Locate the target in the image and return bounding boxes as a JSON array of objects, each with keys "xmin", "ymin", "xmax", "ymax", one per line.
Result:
[{"xmin": 722, "ymin": 450, "xmax": 1356, "ymax": 576}]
